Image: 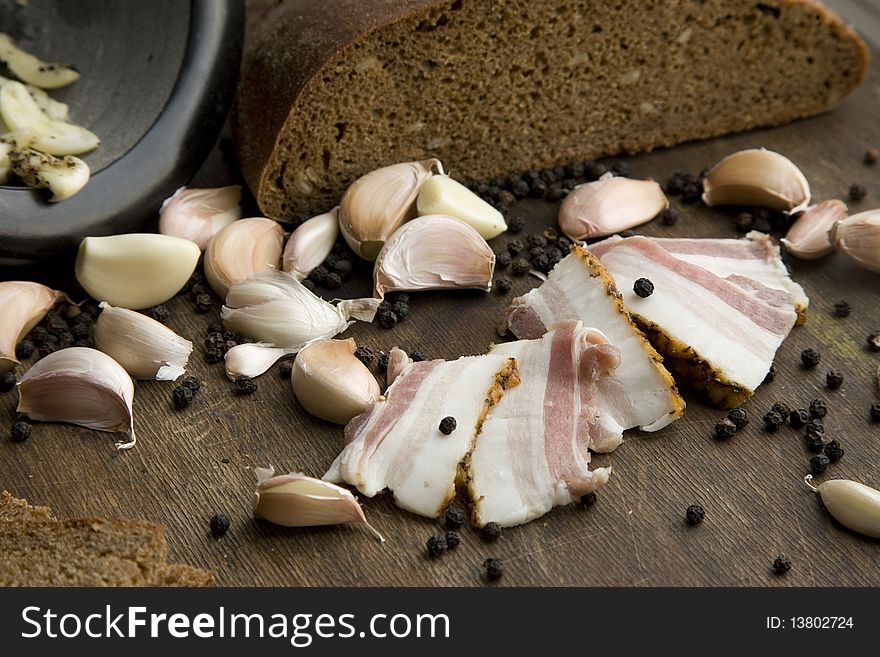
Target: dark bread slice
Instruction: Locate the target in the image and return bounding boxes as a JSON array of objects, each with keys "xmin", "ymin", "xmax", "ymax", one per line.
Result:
[{"xmin": 235, "ymin": 0, "xmax": 868, "ymax": 223}]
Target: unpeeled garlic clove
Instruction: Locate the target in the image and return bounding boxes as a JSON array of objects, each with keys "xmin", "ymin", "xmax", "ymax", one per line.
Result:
[
  {"xmin": 159, "ymin": 186, "xmax": 243, "ymax": 251},
  {"xmin": 75, "ymin": 234, "xmax": 201, "ymax": 310},
  {"xmin": 253, "ymin": 465, "xmax": 384, "ymax": 542},
  {"xmin": 221, "ymin": 269, "xmax": 379, "ymax": 350},
  {"xmin": 385, "ymin": 346, "xmax": 412, "ymax": 387},
  {"xmin": 291, "ymin": 338, "xmax": 381, "ymax": 425},
  {"xmin": 416, "ymin": 174, "xmax": 507, "ymax": 239},
  {"xmin": 204, "ymin": 217, "xmax": 285, "ymax": 299},
  {"xmin": 829, "ymin": 209, "xmax": 880, "ymax": 273},
  {"xmin": 0, "ymin": 281, "xmax": 64, "ymax": 373},
  {"xmin": 16, "ymin": 346, "xmax": 137, "ymax": 449},
  {"xmin": 282, "ymin": 207, "xmax": 340, "ymax": 279},
  {"xmin": 10, "ymin": 147, "xmax": 89, "ymax": 201},
  {"xmin": 94, "ymin": 303, "xmax": 192, "ymax": 381},
  {"xmin": 805, "ymin": 475, "xmax": 880, "ymax": 539},
  {"xmin": 702, "ymin": 148, "xmax": 811, "ymax": 212},
  {"xmin": 224, "ymin": 342, "xmax": 295, "ymax": 379},
  {"xmin": 781, "ymin": 200, "xmax": 848, "ymax": 260},
  {"xmin": 339, "ymin": 159, "xmax": 442, "ymax": 261},
  {"xmin": 557, "ymin": 173, "xmax": 669, "ymax": 240},
  {"xmin": 0, "ymin": 34, "xmax": 80, "ymax": 88},
  {"xmin": 373, "ymin": 214, "xmax": 495, "ymax": 298}
]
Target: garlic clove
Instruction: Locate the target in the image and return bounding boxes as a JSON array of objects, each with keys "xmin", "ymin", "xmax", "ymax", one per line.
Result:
[
  {"xmin": 1, "ymin": 74, "xmax": 70, "ymax": 121},
  {"xmin": 806, "ymin": 475, "xmax": 880, "ymax": 539},
  {"xmin": 291, "ymin": 338, "xmax": 381, "ymax": 425},
  {"xmin": 0, "ymin": 34, "xmax": 80, "ymax": 88},
  {"xmin": 159, "ymin": 186, "xmax": 243, "ymax": 251},
  {"xmin": 16, "ymin": 346, "xmax": 137, "ymax": 449},
  {"xmin": 10, "ymin": 147, "xmax": 89, "ymax": 201},
  {"xmin": 221, "ymin": 269, "xmax": 379, "ymax": 349},
  {"xmin": 0, "ymin": 139, "xmax": 10, "ymax": 184},
  {"xmin": 385, "ymin": 346, "xmax": 412, "ymax": 387},
  {"xmin": 253, "ymin": 465, "xmax": 384, "ymax": 542},
  {"xmin": 781, "ymin": 200, "xmax": 848, "ymax": 260},
  {"xmin": 0, "ymin": 281, "xmax": 64, "ymax": 373},
  {"xmin": 702, "ymin": 148, "xmax": 811, "ymax": 212},
  {"xmin": 94, "ymin": 302, "xmax": 192, "ymax": 381},
  {"xmin": 204, "ymin": 217, "xmax": 285, "ymax": 299},
  {"xmin": 282, "ymin": 207, "xmax": 340, "ymax": 279},
  {"xmin": 75, "ymin": 233, "xmax": 201, "ymax": 310},
  {"xmin": 829, "ymin": 209, "xmax": 880, "ymax": 273},
  {"xmin": 224, "ymin": 342, "xmax": 295, "ymax": 379},
  {"xmin": 557, "ymin": 173, "xmax": 669, "ymax": 240},
  {"xmin": 416, "ymin": 174, "xmax": 507, "ymax": 239},
  {"xmin": 339, "ymin": 159, "xmax": 442, "ymax": 261},
  {"xmin": 373, "ymin": 214, "xmax": 495, "ymax": 298}
]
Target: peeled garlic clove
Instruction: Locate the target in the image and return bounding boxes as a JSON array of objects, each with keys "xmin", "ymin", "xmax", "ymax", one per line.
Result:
[
  {"xmin": 0, "ymin": 34, "xmax": 80, "ymax": 88},
  {"xmin": 339, "ymin": 159, "xmax": 442, "ymax": 261},
  {"xmin": 10, "ymin": 147, "xmax": 89, "ymax": 201},
  {"xmin": 253, "ymin": 465, "xmax": 384, "ymax": 541},
  {"xmin": 0, "ymin": 281, "xmax": 64, "ymax": 373},
  {"xmin": 805, "ymin": 475, "xmax": 880, "ymax": 539},
  {"xmin": 385, "ymin": 346, "xmax": 412, "ymax": 387},
  {"xmin": 25, "ymin": 84, "xmax": 69, "ymax": 121},
  {"xmin": 94, "ymin": 303, "xmax": 192, "ymax": 381},
  {"xmin": 282, "ymin": 207, "xmax": 340, "ymax": 279},
  {"xmin": 829, "ymin": 209, "xmax": 880, "ymax": 273},
  {"xmin": 221, "ymin": 269, "xmax": 379, "ymax": 349},
  {"xmin": 0, "ymin": 139, "xmax": 10, "ymax": 183},
  {"xmin": 75, "ymin": 233, "xmax": 201, "ymax": 310},
  {"xmin": 159, "ymin": 186, "xmax": 243, "ymax": 251},
  {"xmin": 416, "ymin": 174, "xmax": 507, "ymax": 239},
  {"xmin": 16, "ymin": 346, "xmax": 136, "ymax": 449},
  {"xmin": 291, "ymin": 338, "xmax": 381, "ymax": 425},
  {"xmin": 781, "ymin": 200, "xmax": 848, "ymax": 260},
  {"xmin": 702, "ymin": 148, "xmax": 811, "ymax": 212},
  {"xmin": 374, "ymin": 214, "xmax": 495, "ymax": 298},
  {"xmin": 558, "ymin": 174, "xmax": 669, "ymax": 240},
  {"xmin": 224, "ymin": 342, "xmax": 295, "ymax": 379},
  {"xmin": 204, "ymin": 217, "xmax": 284, "ymax": 299}
]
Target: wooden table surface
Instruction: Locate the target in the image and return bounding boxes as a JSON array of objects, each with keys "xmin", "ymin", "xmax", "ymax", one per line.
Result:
[{"xmin": 2, "ymin": 1, "xmax": 880, "ymax": 587}]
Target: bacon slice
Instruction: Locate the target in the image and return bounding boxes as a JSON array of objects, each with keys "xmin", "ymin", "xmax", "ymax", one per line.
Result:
[
  {"xmin": 504, "ymin": 246, "xmax": 684, "ymax": 446},
  {"xmin": 469, "ymin": 321, "xmax": 618, "ymax": 527},
  {"xmin": 323, "ymin": 355, "xmax": 519, "ymax": 518}
]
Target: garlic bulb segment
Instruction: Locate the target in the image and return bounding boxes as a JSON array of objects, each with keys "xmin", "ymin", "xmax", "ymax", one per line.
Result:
[
  {"xmin": 221, "ymin": 269, "xmax": 380, "ymax": 350},
  {"xmin": 416, "ymin": 174, "xmax": 507, "ymax": 239},
  {"xmin": 0, "ymin": 34, "xmax": 80, "ymax": 88},
  {"xmin": 16, "ymin": 347, "xmax": 137, "ymax": 449},
  {"xmin": 10, "ymin": 147, "xmax": 89, "ymax": 202},
  {"xmin": 829, "ymin": 209, "xmax": 880, "ymax": 273},
  {"xmin": 702, "ymin": 148, "xmax": 811, "ymax": 213},
  {"xmin": 224, "ymin": 343, "xmax": 295, "ymax": 379},
  {"xmin": 805, "ymin": 475, "xmax": 880, "ymax": 539},
  {"xmin": 75, "ymin": 234, "xmax": 200, "ymax": 310},
  {"xmin": 0, "ymin": 74, "xmax": 70, "ymax": 121},
  {"xmin": 204, "ymin": 217, "xmax": 284, "ymax": 299},
  {"xmin": 339, "ymin": 159, "xmax": 442, "ymax": 261},
  {"xmin": 0, "ymin": 281, "xmax": 63, "ymax": 373},
  {"xmin": 781, "ymin": 200, "xmax": 848, "ymax": 260},
  {"xmin": 253, "ymin": 466, "xmax": 384, "ymax": 542},
  {"xmin": 282, "ymin": 207, "xmax": 340, "ymax": 279},
  {"xmin": 94, "ymin": 303, "xmax": 192, "ymax": 381},
  {"xmin": 557, "ymin": 174, "xmax": 669, "ymax": 240},
  {"xmin": 385, "ymin": 346, "xmax": 412, "ymax": 387},
  {"xmin": 373, "ymin": 214, "xmax": 495, "ymax": 298},
  {"xmin": 159, "ymin": 186, "xmax": 243, "ymax": 251},
  {"xmin": 291, "ymin": 338, "xmax": 381, "ymax": 425}
]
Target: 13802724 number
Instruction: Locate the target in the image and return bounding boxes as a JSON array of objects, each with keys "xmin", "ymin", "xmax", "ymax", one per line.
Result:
[{"xmin": 790, "ymin": 617, "xmax": 854, "ymax": 629}]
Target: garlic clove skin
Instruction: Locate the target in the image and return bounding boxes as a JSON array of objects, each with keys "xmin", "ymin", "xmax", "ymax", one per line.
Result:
[
  {"xmin": 416, "ymin": 174, "xmax": 507, "ymax": 239},
  {"xmin": 282, "ymin": 207, "xmax": 340, "ymax": 279},
  {"xmin": 291, "ymin": 338, "xmax": 381, "ymax": 425},
  {"xmin": 0, "ymin": 34, "xmax": 80, "ymax": 89},
  {"xmin": 557, "ymin": 174, "xmax": 669, "ymax": 240},
  {"xmin": 807, "ymin": 476, "xmax": 880, "ymax": 539},
  {"xmin": 829, "ymin": 209, "xmax": 880, "ymax": 273},
  {"xmin": 781, "ymin": 200, "xmax": 848, "ymax": 260},
  {"xmin": 253, "ymin": 465, "xmax": 384, "ymax": 542},
  {"xmin": 339, "ymin": 159, "xmax": 442, "ymax": 261},
  {"xmin": 385, "ymin": 346, "xmax": 412, "ymax": 387},
  {"xmin": 94, "ymin": 303, "xmax": 192, "ymax": 381},
  {"xmin": 16, "ymin": 346, "xmax": 137, "ymax": 449},
  {"xmin": 159, "ymin": 186, "xmax": 243, "ymax": 251},
  {"xmin": 10, "ymin": 147, "xmax": 89, "ymax": 202},
  {"xmin": 702, "ymin": 148, "xmax": 811, "ymax": 213},
  {"xmin": 224, "ymin": 342, "xmax": 295, "ymax": 379},
  {"xmin": 373, "ymin": 214, "xmax": 495, "ymax": 298},
  {"xmin": 204, "ymin": 217, "xmax": 285, "ymax": 299},
  {"xmin": 0, "ymin": 281, "xmax": 64, "ymax": 373}
]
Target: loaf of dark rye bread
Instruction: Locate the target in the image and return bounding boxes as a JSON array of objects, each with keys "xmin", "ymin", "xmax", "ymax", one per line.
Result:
[{"xmin": 234, "ymin": 0, "xmax": 867, "ymax": 223}]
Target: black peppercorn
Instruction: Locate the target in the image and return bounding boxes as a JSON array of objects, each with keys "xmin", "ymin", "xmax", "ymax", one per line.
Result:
[
  {"xmin": 685, "ymin": 504, "xmax": 705, "ymax": 525},
  {"xmin": 714, "ymin": 418, "xmax": 737, "ymax": 440},
  {"xmin": 665, "ymin": 173, "xmax": 685, "ymax": 195},
  {"xmin": 507, "ymin": 239, "xmax": 525, "ymax": 255},
  {"xmin": 438, "ymin": 416, "xmax": 457, "ymax": 435},
  {"xmin": 611, "ymin": 161, "xmax": 631, "ymax": 177},
  {"xmin": 810, "ymin": 453, "xmax": 830, "ymax": 475},
  {"xmin": 735, "ymin": 212, "xmax": 756, "ymax": 233},
  {"xmin": 808, "ymin": 399, "xmax": 827, "ymax": 418},
  {"xmin": 171, "ymin": 386, "xmax": 193, "ymax": 410},
  {"xmin": 495, "ymin": 277, "xmax": 513, "ymax": 294},
  {"xmin": 511, "ymin": 257, "xmax": 531, "ymax": 276},
  {"xmin": 411, "ymin": 351, "xmax": 428, "ymax": 362},
  {"xmin": 800, "ymin": 348, "xmax": 821, "ymax": 368},
  {"xmin": 579, "ymin": 491, "xmax": 597, "ymax": 507},
  {"xmin": 542, "ymin": 227, "xmax": 558, "ymax": 242},
  {"xmin": 204, "ymin": 332, "xmax": 225, "ymax": 350},
  {"xmin": 29, "ymin": 326, "xmax": 49, "ymax": 345},
  {"xmin": 788, "ymin": 409, "xmax": 810, "ymax": 429},
  {"xmin": 377, "ymin": 309, "xmax": 398, "ymax": 329},
  {"xmin": 772, "ymin": 555, "xmax": 792, "ymax": 575},
  {"xmin": 481, "ymin": 522, "xmax": 502, "ymax": 542},
  {"xmin": 681, "ymin": 181, "xmax": 703, "ymax": 204},
  {"xmin": 444, "ymin": 507, "xmax": 466, "ymax": 530},
  {"xmin": 426, "ymin": 534, "xmax": 447, "ymax": 558},
  {"xmin": 204, "ymin": 347, "xmax": 224, "ymax": 364},
  {"xmin": 484, "ymin": 557, "xmax": 504, "ymax": 582},
  {"xmin": 868, "ymin": 332, "xmax": 880, "ymax": 352},
  {"xmin": 532, "ymin": 254, "xmax": 551, "ymax": 273},
  {"xmin": 0, "ymin": 371, "xmax": 17, "ymax": 392},
  {"xmin": 393, "ymin": 292, "xmax": 410, "ymax": 305},
  {"xmin": 233, "ymin": 376, "xmax": 257, "ymax": 395},
  {"xmin": 391, "ymin": 301, "xmax": 409, "ymax": 321},
  {"xmin": 354, "ymin": 346, "xmax": 374, "ymax": 365},
  {"xmin": 566, "ymin": 160, "xmax": 585, "ymax": 178},
  {"xmin": 445, "ymin": 531, "xmax": 460, "ymax": 550},
  {"xmin": 771, "ymin": 401, "xmax": 791, "ymax": 418},
  {"xmin": 633, "ymin": 277, "xmax": 654, "ymax": 298},
  {"xmin": 546, "ymin": 184, "xmax": 565, "ymax": 202},
  {"xmin": 495, "ymin": 251, "xmax": 512, "ymax": 268},
  {"xmin": 528, "ymin": 179, "xmax": 549, "ymax": 198},
  {"xmin": 848, "ymin": 183, "xmax": 867, "ymax": 201},
  {"xmin": 377, "ymin": 353, "xmax": 389, "ymax": 373},
  {"xmin": 833, "ymin": 300, "xmax": 851, "ymax": 318},
  {"xmin": 527, "ymin": 234, "xmax": 547, "ymax": 249},
  {"xmin": 194, "ymin": 294, "xmax": 213, "ymax": 313},
  {"xmin": 586, "ymin": 161, "xmax": 607, "ymax": 180},
  {"xmin": 323, "ymin": 272, "xmax": 343, "ymax": 290},
  {"xmin": 507, "ymin": 215, "xmax": 526, "ymax": 233},
  {"xmin": 182, "ymin": 376, "xmax": 202, "ymax": 393},
  {"xmin": 727, "ymin": 407, "xmax": 749, "ymax": 429},
  {"xmin": 660, "ymin": 207, "xmax": 679, "ymax": 226},
  {"xmin": 763, "ymin": 410, "xmax": 784, "ymax": 431},
  {"xmin": 16, "ymin": 339, "xmax": 35, "ymax": 360},
  {"xmin": 10, "ymin": 421, "xmax": 31, "ymax": 443},
  {"xmin": 825, "ymin": 369, "xmax": 844, "ymax": 389},
  {"xmin": 209, "ymin": 514, "xmax": 230, "ymax": 537},
  {"xmin": 278, "ymin": 359, "xmax": 294, "ymax": 378},
  {"xmin": 528, "ymin": 246, "xmax": 546, "ymax": 261},
  {"xmin": 807, "ymin": 418, "xmax": 825, "ymax": 433},
  {"xmin": 805, "ymin": 434, "xmax": 825, "ymax": 453},
  {"xmin": 763, "ymin": 365, "xmax": 777, "ymax": 384},
  {"xmin": 333, "ymin": 259, "xmax": 353, "ymax": 277},
  {"xmin": 511, "ymin": 179, "xmax": 529, "ymax": 198},
  {"xmin": 149, "ymin": 305, "xmax": 170, "ymax": 323},
  {"xmin": 824, "ymin": 440, "xmax": 844, "ymax": 462},
  {"xmin": 870, "ymin": 403, "xmax": 880, "ymax": 422}
]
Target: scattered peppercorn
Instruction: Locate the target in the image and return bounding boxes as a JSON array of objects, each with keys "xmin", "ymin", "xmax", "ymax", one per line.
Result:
[
  {"xmin": 685, "ymin": 504, "xmax": 705, "ymax": 525},
  {"xmin": 194, "ymin": 294, "xmax": 213, "ymax": 313},
  {"xmin": 444, "ymin": 531, "xmax": 461, "ymax": 550},
  {"xmin": 633, "ymin": 277, "xmax": 654, "ymax": 298},
  {"xmin": 660, "ymin": 207, "xmax": 679, "ymax": 226},
  {"xmin": 391, "ymin": 301, "xmax": 409, "ymax": 321},
  {"xmin": 323, "ymin": 272, "xmax": 343, "ymax": 290},
  {"xmin": 870, "ymin": 403, "xmax": 880, "ymax": 422},
  {"xmin": 866, "ymin": 332, "xmax": 880, "ymax": 352},
  {"xmin": 204, "ymin": 347, "xmax": 224, "ymax": 364},
  {"xmin": 182, "ymin": 376, "xmax": 202, "ymax": 393},
  {"xmin": 10, "ymin": 421, "xmax": 31, "ymax": 443},
  {"xmin": 579, "ymin": 491, "xmax": 597, "ymax": 507},
  {"xmin": 714, "ymin": 418, "xmax": 737, "ymax": 440},
  {"xmin": 772, "ymin": 401, "xmax": 791, "ymax": 418},
  {"xmin": 377, "ymin": 353, "xmax": 389, "ymax": 373},
  {"xmin": 354, "ymin": 346, "xmax": 374, "ymax": 365},
  {"xmin": 495, "ymin": 277, "xmax": 513, "ymax": 294},
  {"xmin": 511, "ymin": 257, "xmax": 531, "ymax": 276},
  {"xmin": 805, "ymin": 434, "xmax": 825, "ymax": 453},
  {"xmin": 209, "ymin": 514, "xmax": 230, "ymax": 537},
  {"xmin": 824, "ymin": 440, "xmax": 844, "ymax": 462},
  {"xmin": 807, "ymin": 419, "xmax": 825, "ymax": 434},
  {"xmin": 171, "ymin": 386, "xmax": 193, "ymax": 410},
  {"xmin": 833, "ymin": 300, "xmax": 851, "ymax": 318},
  {"xmin": 233, "ymin": 376, "xmax": 257, "ymax": 395},
  {"xmin": 377, "ymin": 309, "xmax": 398, "ymax": 329},
  {"xmin": 495, "ymin": 251, "xmax": 511, "ymax": 268},
  {"xmin": 727, "ymin": 407, "xmax": 749, "ymax": 429},
  {"xmin": 278, "ymin": 359, "xmax": 294, "ymax": 378},
  {"xmin": 788, "ymin": 409, "xmax": 810, "ymax": 429},
  {"xmin": 848, "ymin": 183, "xmax": 867, "ymax": 201},
  {"xmin": 800, "ymin": 348, "xmax": 821, "ymax": 369},
  {"xmin": 507, "ymin": 239, "xmax": 525, "ymax": 255},
  {"xmin": 542, "ymin": 227, "xmax": 558, "ymax": 242},
  {"xmin": 483, "ymin": 557, "xmax": 504, "ymax": 582},
  {"xmin": 734, "ymin": 212, "xmax": 756, "ymax": 233},
  {"xmin": 507, "ymin": 216, "xmax": 525, "ymax": 233},
  {"xmin": 753, "ymin": 212, "xmax": 773, "ymax": 234},
  {"xmin": 532, "ymin": 253, "xmax": 551, "ymax": 273},
  {"xmin": 16, "ymin": 339, "xmax": 35, "ymax": 360},
  {"xmin": 149, "ymin": 305, "xmax": 170, "ymax": 323},
  {"xmin": 426, "ymin": 534, "xmax": 447, "ymax": 558},
  {"xmin": 481, "ymin": 522, "xmax": 502, "ymax": 542},
  {"xmin": 825, "ymin": 369, "xmax": 844, "ymax": 390},
  {"xmin": 438, "ymin": 416, "xmax": 457, "ymax": 435},
  {"xmin": 866, "ymin": 148, "xmax": 880, "ymax": 165},
  {"xmin": 0, "ymin": 371, "xmax": 17, "ymax": 393},
  {"xmin": 411, "ymin": 351, "xmax": 428, "ymax": 362},
  {"xmin": 763, "ymin": 365, "xmax": 777, "ymax": 384},
  {"xmin": 333, "ymin": 259, "xmax": 353, "ymax": 278},
  {"xmin": 527, "ymin": 234, "xmax": 546, "ymax": 249},
  {"xmin": 809, "ymin": 399, "xmax": 827, "ymax": 419},
  {"xmin": 810, "ymin": 453, "xmax": 830, "ymax": 475},
  {"xmin": 772, "ymin": 555, "xmax": 792, "ymax": 575},
  {"xmin": 443, "ymin": 508, "xmax": 466, "ymax": 531},
  {"xmin": 763, "ymin": 411, "xmax": 784, "ymax": 432}
]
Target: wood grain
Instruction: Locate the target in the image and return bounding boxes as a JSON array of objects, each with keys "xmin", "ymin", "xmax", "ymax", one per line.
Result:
[{"xmin": 2, "ymin": 8, "xmax": 880, "ymax": 588}]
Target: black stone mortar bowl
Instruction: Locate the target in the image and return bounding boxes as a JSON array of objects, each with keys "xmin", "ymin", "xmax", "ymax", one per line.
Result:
[{"xmin": 0, "ymin": 0, "xmax": 244, "ymax": 263}]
